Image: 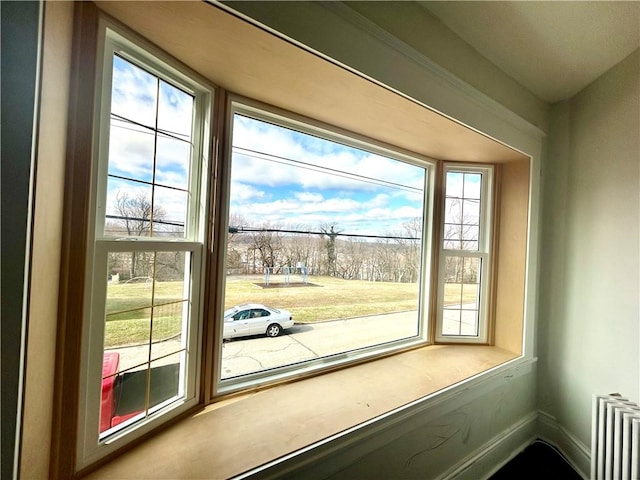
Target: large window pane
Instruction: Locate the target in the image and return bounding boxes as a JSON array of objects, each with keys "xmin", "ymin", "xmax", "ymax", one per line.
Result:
[
  {"xmin": 99, "ymin": 52, "xmax": 198, "ymax": 439},
  {"xmin": 84, "ymin": 28, "xmax": 210, "ymax": 467},
  {"xmin": 221, "ymin": 112, "xmax": 428, "ymax": 380}
]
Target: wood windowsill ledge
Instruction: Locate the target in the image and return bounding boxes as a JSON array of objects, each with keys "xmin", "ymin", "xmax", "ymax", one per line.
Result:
[{"xmin": 85, "ymin": 345, "xmax": 519, "ymax": 480}]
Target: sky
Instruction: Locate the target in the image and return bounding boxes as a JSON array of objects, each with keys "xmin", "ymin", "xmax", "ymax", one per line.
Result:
[
  {"xmin": 104, "ymin": 53, "xmax": 431, "ymax": 239},
  {"xmin": 230, "ymin": 114, "xmax": 426, "ymax": 237},
  {"xmin": 105, "ymin": 55, "xmax": 194, "ymax": 235}
]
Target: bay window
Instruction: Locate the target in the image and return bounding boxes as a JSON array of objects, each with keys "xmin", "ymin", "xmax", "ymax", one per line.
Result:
[{"xmin": 73, "ymin": 11, "xmax": 506, "ymax": 472}]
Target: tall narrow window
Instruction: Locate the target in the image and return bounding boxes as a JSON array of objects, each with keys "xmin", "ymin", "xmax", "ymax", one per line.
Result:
[
  {"xmin": 78, "ymin": 26, "xmax": 212, "ymax": 468},
  {"xmin": 437, "ymin": 166, "xmax": 492, "ymax": 342}
]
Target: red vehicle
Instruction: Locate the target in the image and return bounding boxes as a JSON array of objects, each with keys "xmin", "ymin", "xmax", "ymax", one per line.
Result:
[{"xmin": 100, "ymin": 353, "xmax": 179, "ymax": 433}]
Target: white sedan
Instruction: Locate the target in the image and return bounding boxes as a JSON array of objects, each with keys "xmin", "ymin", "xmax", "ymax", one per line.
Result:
[{"xmin": 223, "ymin": 304, "xmax": 294, "ymax": 339}]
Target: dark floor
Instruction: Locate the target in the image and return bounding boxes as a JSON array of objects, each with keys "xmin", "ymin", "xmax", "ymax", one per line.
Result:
[{"xmin": 490, "ymin": 440, "xmax": 582, "ymax": 480}]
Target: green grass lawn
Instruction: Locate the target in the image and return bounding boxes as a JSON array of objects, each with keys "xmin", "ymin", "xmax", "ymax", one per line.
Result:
[
  {"xmin": 105, "ymin": 281, "xmax": 185, "ymax": 348},
  {"xmin": 224, "ymin": 275, "xmax": 419, "ymax": 324},
  {"xmin": 103, "ymin": 275, "xmax": 478, "ymax": 347}
]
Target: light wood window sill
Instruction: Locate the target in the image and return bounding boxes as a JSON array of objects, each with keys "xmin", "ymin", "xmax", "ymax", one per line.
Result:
[{"xmin": 84, "ymin": 345, "xmax": 519, "ymax": 479}]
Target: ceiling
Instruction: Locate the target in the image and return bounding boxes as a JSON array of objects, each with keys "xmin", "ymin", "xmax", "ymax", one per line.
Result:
[{"xmin": 418, "ymin": 1, "xmax": 640, "ymax": 103}]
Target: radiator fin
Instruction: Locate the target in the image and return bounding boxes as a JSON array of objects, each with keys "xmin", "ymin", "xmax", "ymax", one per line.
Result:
[{"xmin": 592, "ymin": 394, "xmax": 640, "ymax": 480}]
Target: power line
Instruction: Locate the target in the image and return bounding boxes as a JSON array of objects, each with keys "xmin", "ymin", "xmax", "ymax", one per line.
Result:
[
  {"xmin": 107, "ymin": 174, "xmax": 189, "ymax": 194},
  {"xmin": 228, "ymin": 225, "xmax": 420, "ymax": 241},
  {"xmin": 111, "ymin": 113, "xmax": 193, "ymax": 145},
  {"xmin": 106, "ymin": 214, "xmax": 184, "ymax": 228},
  {"xmin": 232, "ymin": 146, "xmax": 423, "ymax": 194}
]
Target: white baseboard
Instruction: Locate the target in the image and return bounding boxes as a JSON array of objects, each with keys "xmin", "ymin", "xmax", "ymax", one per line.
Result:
[
  {"xmin": 438, "ymin": 410, "xmax": 591, "ymax": 480},
  {"xmin": 537, "ymin": 410, "xmax": 591, "ymax": 479},
  {"xmin": 439, "ymin": 411, "xmax": 538, "ymax": 480}
]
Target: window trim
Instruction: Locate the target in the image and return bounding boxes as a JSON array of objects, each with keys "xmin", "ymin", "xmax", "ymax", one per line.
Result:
[
  {"xmin": 75, "ymin": 18, "xmax": 214, "ymax": 470},
  {"xmin": 435, "ymin": 163, "xmax": 493, "ymax": 344},
  {"xmin": 213, "ymin": 96, "xmax": 437, "ymax": 396}
]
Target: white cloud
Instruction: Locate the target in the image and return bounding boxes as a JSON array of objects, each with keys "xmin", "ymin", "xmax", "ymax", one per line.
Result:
[
  {"xmin": 231, "ymin": 115, "xmax": 426, "ymax": 193},
  {"xmin": 294, "ymin": 192, "xmax": 324, "ymax": 202},
  {"xmin": 231, "ymin": 182, "xmax": 267, "ymax": 202},
  {"xmin": 111, "ymin": 56, "xmax": 193, "ymax": 138},
  {"xmin": 230, "ymin": 187, "xmax": 422, "ymax": 236}
]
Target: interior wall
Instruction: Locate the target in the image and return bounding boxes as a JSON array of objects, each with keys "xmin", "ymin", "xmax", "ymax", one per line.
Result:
[
  {"xmin": 341, "ymin": 1, "xmax": 548, "ymax": 133},
  {"xmin": 538, "ymin": 49, "xmax": 640, "ymax": 447},
  {"xmin": 19, "ymin": 2, "xmax": 74, "ymax": 478},
  {"xmin": 251, "ymin": 365, "xmax": 537, "ymax": 480},
  {"xmin": 494, "ymin": 160, "xmax": 530, "ymax": 354},
  {"xmin": 0, "ymin": 2, "xmax": 42, "ymax": 479},
  {"xmin": 221, "ymin": 1, "xmax": 548, "ymax": 150},
  {"xmin": 320, "ymin": 371, "xmax": 537, "ymax": 480}
]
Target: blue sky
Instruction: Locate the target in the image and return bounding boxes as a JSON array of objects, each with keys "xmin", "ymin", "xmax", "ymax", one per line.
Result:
[
  {"xmin": 230, "ymin": 114, "xmax": 426, "ymax": 236},
  {"xmin": 105, "ymin": 55, "xmax": 194, "ymax": 232},
  {"xmin": 104, "ymin": 54, "xmax": 428, "ymax": 237}
]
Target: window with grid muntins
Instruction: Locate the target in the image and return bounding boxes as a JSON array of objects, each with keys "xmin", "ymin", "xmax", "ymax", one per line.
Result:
[
  {"xmin": 438, "ymin": 167, "xmax": 491, "ymax": 341},
  {"xmin": 78, "ymin": 25, "xmax": 211, "ymax": 469}
]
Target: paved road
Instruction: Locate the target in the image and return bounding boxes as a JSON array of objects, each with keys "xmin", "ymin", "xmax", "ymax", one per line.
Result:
[
  {"xmin": 108, "ymin": 307, "xmax": 476, "ymax": 378},
  {"xmin": 221, "ymin": 311, "xmax": 418, "ymax": 378}
]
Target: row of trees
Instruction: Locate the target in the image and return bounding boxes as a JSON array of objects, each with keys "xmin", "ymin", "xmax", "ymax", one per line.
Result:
[
  {"xmin": 105, "ymin": 192, "xmax": 479, "ymax": 285},
  {"xmin": 106, "ymin": 192, "xmax": 184, "ymax": 281},
  {"xmin": 226, "ymin": 215, "xmax": 423, "ymax": 283}
]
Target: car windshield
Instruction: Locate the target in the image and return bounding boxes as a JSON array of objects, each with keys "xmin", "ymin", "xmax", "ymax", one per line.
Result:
[{"xmin": 224, "ymin": 307, "xmax": 239, "ymax": 318}]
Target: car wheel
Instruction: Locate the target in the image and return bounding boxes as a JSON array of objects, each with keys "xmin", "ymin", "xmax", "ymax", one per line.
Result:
[{"xmin": 266, "ymin": 323, "xmax": 282, "ymax": 337}]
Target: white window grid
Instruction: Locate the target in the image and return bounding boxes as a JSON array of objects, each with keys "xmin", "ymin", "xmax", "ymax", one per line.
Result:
[
  {"xmin": 77, "ymin": 21, "xmax": 212, "ymax": 470},
  {"xmin": 436, "ymin": 165, "xmax": 493, "ymax": 343}
]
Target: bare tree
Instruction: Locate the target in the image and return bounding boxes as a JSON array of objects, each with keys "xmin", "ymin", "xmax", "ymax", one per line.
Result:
[
  {"xmin": 392, "ymin": 217, "xmax": 422, "ymax": 283},
  {"xmin": 109, "ymin": 191, "xmax": 167, "ymax": 279},
  {"xmin": 281, "ymin": 225, "xmax": 314, "ymax": 274},
  {"xmin": 320, "ymin": 224, "xmax": 341, "ymax": 277},
  {"xmin": 114, "ymin": 191, "xmax": 166, "ymax": 237},
  {"xmin": 226, "ymin": 214, "xmax": 249, "ymax": 273},
  {"xmin": 443, "ymin": 198, "xmax": 480, "ymax": 283},
  {"xmin": 249, "ymin": 223, "xmax": 284, "ymax": 272},
  {"xmin": 337, "ymin": 237, "xmax": 366, "ymax": 280}
]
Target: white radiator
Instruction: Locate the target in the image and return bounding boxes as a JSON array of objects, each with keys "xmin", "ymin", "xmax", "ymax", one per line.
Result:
[{"xmin": 591, "ymin": 394, "xmax": 640, "ymax": 480}]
